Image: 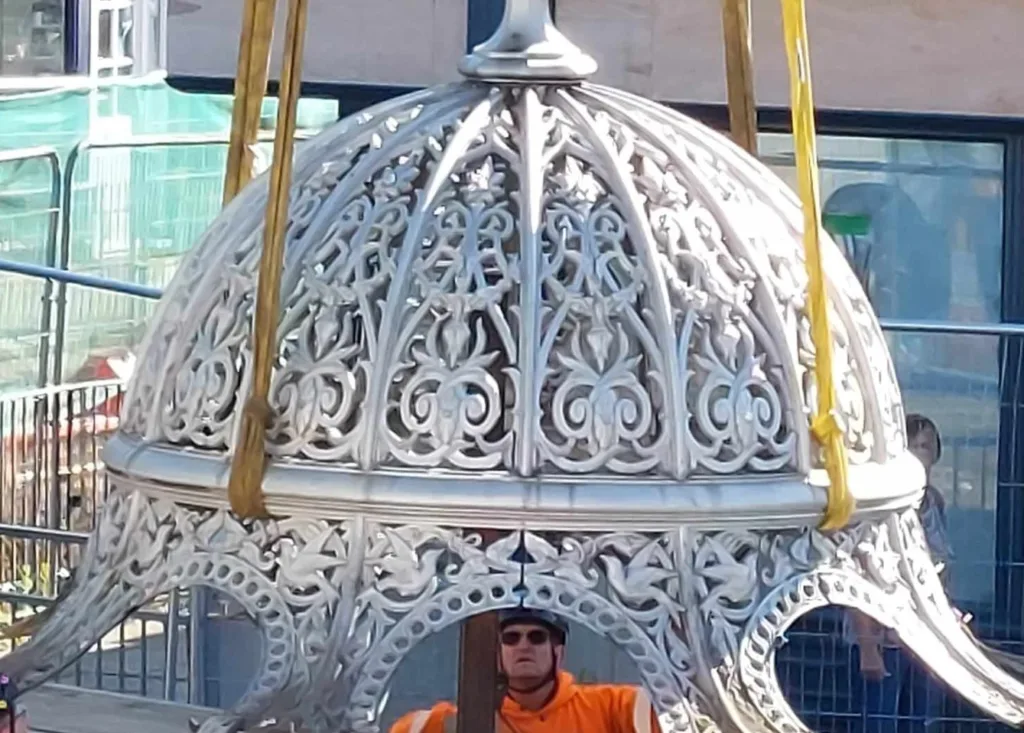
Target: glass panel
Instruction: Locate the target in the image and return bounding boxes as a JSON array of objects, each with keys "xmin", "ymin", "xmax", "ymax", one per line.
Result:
[
  {"xmin": 0, "ymin": 152, "xmax": 58, "ymax": 391},
  {"xmin": 60, "ymin": 283, "xmax": 155, "ymax": 382},
  {"xmin": 889, "ymin": 330, "xmax": 999, "ymax": 607},
  {"xmin": 0, "ymin": 0, "xmax": 66, "ymax": 76},
  {"xmin": 760, "ymin": 134, "xmax": 1004, "ymax": 325}
]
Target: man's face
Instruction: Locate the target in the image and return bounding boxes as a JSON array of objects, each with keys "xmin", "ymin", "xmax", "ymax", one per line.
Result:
[
  {"xmin": 499, "ymin": 623, "xmax": 560, "ymax": 684},
  {"xmin": 909, "ymin": 427, "xmax": 939, "ymax": 471}
]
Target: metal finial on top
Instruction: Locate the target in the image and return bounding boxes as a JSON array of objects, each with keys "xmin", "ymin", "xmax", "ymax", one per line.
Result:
[{"xmin": 458, "ymin": 0, "xmax": 597, "ymax": 82}]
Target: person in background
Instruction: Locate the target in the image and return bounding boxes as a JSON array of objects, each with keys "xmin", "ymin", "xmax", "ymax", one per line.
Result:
[
  {"xmin": 389, "ymin": 608, "xmax": 659, "ymax": 733},
  {"xmin": 848, "ymin": 414, "xmax": 951, "ymax": 733},
  {"xmin": 0, "ymin": 675, "xmax": 28, "ymax": 733},
  {"xmin": 822, "ymin": 183, "xmax": 950, "ymax": 324}
]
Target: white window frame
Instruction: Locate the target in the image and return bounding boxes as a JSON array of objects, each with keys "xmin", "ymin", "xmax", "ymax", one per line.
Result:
[{"xmin": 87, "ymin": 0, "xmax": 164, "ymax": 77}]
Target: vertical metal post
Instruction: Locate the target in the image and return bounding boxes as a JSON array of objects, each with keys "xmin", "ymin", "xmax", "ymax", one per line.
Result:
[
  {"xmin": 52, "ymin": 144, "xmax": 83, "ymax": 388},
  {"xmin": 455, "ymin": 529, "xmax": 501, "ymax": 733},
  {"xmin": 163, "ymin": 588, "xmax": 181, "ymax": 700},
  {"xmin": 721, "ymin": 0, "xmax": 758, "ymax": 155},
  {"xmin": 36, "ymin": 152, "xmax": 62, "ymax": 389},
  {"xmin": 188, "ymin": 588, "xmax": 208, "ymax": 706},
  {"xmin": 995, "ymin": 135, "xmax": 1024, "ymax": 632}
]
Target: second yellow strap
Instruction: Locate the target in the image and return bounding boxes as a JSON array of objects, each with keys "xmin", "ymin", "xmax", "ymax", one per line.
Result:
[{"xmin": 780, "ymin": 0, "xmax": 854, "ymax": 529}]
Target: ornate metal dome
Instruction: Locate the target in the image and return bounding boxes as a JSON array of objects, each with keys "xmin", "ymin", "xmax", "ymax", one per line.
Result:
[
  {"xmin": 107, "ymin": 80, "xmax": 916, "ymax": 526},
  {"xmin": 9, "ymin": 6, "xmax": 1024, "ymax": 733}
]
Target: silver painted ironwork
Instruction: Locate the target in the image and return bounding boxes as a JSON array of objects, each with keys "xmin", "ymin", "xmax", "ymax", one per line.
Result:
[
  {"xmin": 458, "ymin": 0, "xmax": 597, "ymax": 81},
  {"xmin": 113, "ymin": 81, "xmax": 905, "ymax": 489},
  {"xmin": 4, "ymin": 488, "xmax": 1024, "ymax": 733},
  {"xmin": 4, "ymin": 1, "xmax": 1023, "ymax": 731}
]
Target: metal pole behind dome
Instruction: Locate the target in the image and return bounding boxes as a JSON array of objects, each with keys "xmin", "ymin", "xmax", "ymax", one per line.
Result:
[
  {"xmin": 458, "ymin": 0, "xmax": 597, "ymax": 82},
  {"xmin": 222, "ymin": 0, "xmax": 275, "ymax": 204},
  {"xmin": 721, "ymin": 0, "xmax": 758, "ymax": 154}
]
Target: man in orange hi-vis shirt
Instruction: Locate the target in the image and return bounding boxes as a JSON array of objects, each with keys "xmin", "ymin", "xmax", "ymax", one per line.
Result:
[{"xmin": 389, "ymin": 608, "xmax": 661, "ymax": 733}]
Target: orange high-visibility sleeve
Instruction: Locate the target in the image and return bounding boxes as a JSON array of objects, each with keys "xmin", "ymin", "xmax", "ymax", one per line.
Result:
[
  {"xmin": 389, "ymin": 702, "xmax": 456, "ymax": 733},
  {"xmin": 615, "ymin": 685, "xmax": 659, "ymax": 733}
]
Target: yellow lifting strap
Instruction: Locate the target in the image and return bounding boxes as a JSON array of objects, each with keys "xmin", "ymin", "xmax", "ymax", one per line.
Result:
[
  {"xmin": 780, "ymin": 0, "xmax": 855, "ymax": 529},
  {"xmin": 226, "ymin": 0, "xmax": 310, "ymax": 518}
]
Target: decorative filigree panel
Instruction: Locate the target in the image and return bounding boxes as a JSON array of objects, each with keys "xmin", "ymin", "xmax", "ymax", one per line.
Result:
[
  {"xmin": 381, "ymin": 146, "xmax": 520, "ymax": 470},
  {"xmin": 333, "ymin": 527, "xmax": 701, "ymax": 732},
  {"xmin": 119, "ymin": 81, "xmax": 903, "ymax": 479},
  {"xmin": 0, "ymin": 488, "xmax": 361, "ymax": 733},
  {"xmin": 7, "ymin": 488, "xmax": 1024, "ymax": 733}
]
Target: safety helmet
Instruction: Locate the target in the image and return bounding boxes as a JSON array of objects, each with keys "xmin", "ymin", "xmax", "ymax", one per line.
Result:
[{"xmin": 498, "ymin": 608, "xmax": 569, "ymax": 644}]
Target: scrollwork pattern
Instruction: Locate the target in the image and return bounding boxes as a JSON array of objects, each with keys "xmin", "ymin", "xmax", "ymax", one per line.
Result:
[
  {"xmin": 329, "ymin": 527, "xmax": 699, "ymax": 732},
  {"xmin": 382, "ymin": 151, "xmax": 519, "ymax": 469},
  {"xmin": 12, "ymin": 494, "xmax": 1024, "ymax": 732},
  {"xmin": 534, "ymin": 144, "xmax": 665, "ymax": 474},
  {"xmin": 122, "ymin": 81, "xmax": 901, "ymax": 479},
  {"xmin": 1, "ymin": 487, "xmax": 362, "ymax": 733}
]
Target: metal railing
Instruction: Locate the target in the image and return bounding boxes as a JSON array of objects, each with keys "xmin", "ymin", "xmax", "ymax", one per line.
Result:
[
  {"xmin": 0, "ymin": 378, "xmax": 202, "ymax": 700},
  {"xmin": 0, "ymin": 130, "xmax": 328, "ymax": 704},
  {"xmin": 0, "ymin": 146, "xmax": 62, "ymax": 388},
  {"xmin": 0, "ymin": 131, "xmax": 317, "ymax": 393},
  {"xmin": 779, "ymin": 319, "xmax": 1023, "ymax": 733}
]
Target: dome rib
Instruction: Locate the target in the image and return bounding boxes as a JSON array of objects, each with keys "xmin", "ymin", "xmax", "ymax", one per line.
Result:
[
  {"xmin": 115, "ymin": 80, "xmax": 906, "ymax": 490},
  {"xmin": 275, "ymin": 85, "xmax": 484, "ymax": 305},
  {"xmin": 513, "ymin": 87, "xmax": 546, "ymax": 476},
  {"xmin": 267, "ymin": 88, "xmax": 489, "ymax": 383},
  {"xmin": 594, "ymin": 87, "xmax": 893, "ymax": 464},
  {"xmin": 554, "ymin": 89, "xmax": 689, "ymax": 479}
]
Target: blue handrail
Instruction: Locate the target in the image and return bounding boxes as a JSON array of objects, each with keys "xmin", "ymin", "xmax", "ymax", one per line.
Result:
[{"xmin": 0, "ymin": 258, "xmax": 162, "ymax": 299}]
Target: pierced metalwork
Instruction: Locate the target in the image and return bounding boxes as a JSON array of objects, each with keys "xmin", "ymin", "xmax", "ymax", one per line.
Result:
[
  {"xmin": 6, "ymin": 488, "xmax": 1024, "ymax": 733},
  {"xmin": 9, "ymin": 10, "xmax": 1016, "ymax": 732},
  {"xmin": 118, "ymin": 82, "xmax": 902, "ymax": 484}
]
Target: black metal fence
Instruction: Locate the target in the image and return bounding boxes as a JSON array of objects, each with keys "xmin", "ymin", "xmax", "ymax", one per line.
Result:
[
  {"xmin": 0, "ymin": 378, "xmax": 197, "ymax": 701},
  {"xmin": 779, "ymin": 322, "xmax": 1024, "ymax": 733}
]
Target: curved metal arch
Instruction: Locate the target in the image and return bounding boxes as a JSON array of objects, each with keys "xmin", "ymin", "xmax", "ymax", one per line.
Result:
[
  {"xmin": 0, "ymin": 489, "xmax": 322, "ymax": 733},
  {"xmin": 340, "ymin": 572, "xmax": 704, "ymax": 733},
  {"xmin": 891, "ymin": 511, "xmax": 1024, "ymax": 702},
  {"xmin": 735, "ymin": 568, "xmax": 1024, "ymax": 733}
]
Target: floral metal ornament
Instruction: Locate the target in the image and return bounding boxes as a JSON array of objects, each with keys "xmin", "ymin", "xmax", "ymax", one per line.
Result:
[{"xmin": 1, "ymin": 2, "xmax": 1017, "ymax": 732}]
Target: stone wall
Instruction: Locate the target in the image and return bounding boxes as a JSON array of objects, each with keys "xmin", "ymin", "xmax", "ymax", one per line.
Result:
[{"xmin": 168, "ymin": 0, "xmax": 1024, "ymax": 117}]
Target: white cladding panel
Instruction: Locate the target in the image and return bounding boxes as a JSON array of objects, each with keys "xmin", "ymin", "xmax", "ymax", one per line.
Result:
[
  {"xmin": 167, "ymin": 0, "xmax": 1023, "ymax": 116},
  {"xmin": 166, "ymin": 0, "xmax": 466, "ymax": 86}
]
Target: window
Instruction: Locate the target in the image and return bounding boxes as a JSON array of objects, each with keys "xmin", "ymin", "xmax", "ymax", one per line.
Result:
[
  {"xmin": 0, "ymin": 0, "xmax": 67, "ymax": 76},
  {"xmin": 90, "ymin": 0, "xmax": 164, "ymax": 77},
  {"xmin": 761, "ymin": 134, "xmax": 1006, "ymax": 608},
  {"xmin": 761, "ymin": 135, "xmax": 1003, "ymax": 324}
]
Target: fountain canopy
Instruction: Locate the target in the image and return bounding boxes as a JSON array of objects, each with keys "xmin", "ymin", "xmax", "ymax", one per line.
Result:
[
  {"xmin": 18, "ymin": 8, "xmax": 1024, "ymax": 733},
  {"xmin": 105, "ymin": 8, "xmax": 919, "ymax": 531}
]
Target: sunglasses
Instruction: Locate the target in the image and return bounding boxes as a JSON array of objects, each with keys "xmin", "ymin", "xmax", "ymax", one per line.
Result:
[{"xmin": 501, "ymin": 629, "xmax": 550, "ymax": 646}]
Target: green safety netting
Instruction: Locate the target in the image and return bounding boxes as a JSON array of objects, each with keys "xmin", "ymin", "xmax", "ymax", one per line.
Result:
[{"xmin": 0, "ymin": 80, "xmax": 336, "ymax": 392}]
